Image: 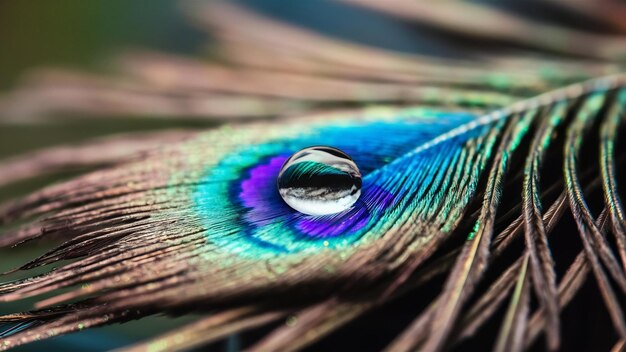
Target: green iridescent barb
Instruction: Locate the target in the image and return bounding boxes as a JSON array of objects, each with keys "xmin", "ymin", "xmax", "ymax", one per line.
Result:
[{"xmin": 1, "ymin": 1, "xmax": 626, "ymax": 352}]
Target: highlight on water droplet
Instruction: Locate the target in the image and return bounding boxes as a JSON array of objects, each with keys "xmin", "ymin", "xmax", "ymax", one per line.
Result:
[{"xmin": 277, "ymin": 146, "xmax": 362, "ymax": 216}]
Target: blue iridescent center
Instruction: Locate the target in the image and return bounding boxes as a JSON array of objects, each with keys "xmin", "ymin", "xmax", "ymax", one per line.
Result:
[{"xmin": 193, "ymin": 111, "xmax": 478, "ymax": 257}]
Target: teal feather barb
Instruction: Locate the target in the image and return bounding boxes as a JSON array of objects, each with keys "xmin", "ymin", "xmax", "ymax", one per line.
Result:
[{"xmin": 1, "ymin": 1, "xmax": 626, "ymax": 351}]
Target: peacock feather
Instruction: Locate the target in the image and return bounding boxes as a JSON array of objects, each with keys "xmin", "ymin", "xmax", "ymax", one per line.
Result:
[{"xmin": 1, "ymin": 1, "xmax": 626, "ymax": 351}]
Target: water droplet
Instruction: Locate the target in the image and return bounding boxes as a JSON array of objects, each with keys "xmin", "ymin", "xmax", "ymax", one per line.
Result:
[{"xmin": 278, "ymin": 146, "xmax": 362, "ymax": 216}]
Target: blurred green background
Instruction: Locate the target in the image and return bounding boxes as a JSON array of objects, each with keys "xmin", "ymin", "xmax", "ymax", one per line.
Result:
[
  {"xmin": 0, "ymin": 0, "xmax": 205, "ymax": 89},
  {"xmin": 0, "ymin": 1, "xmax": 211, "ymax": 196}
]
